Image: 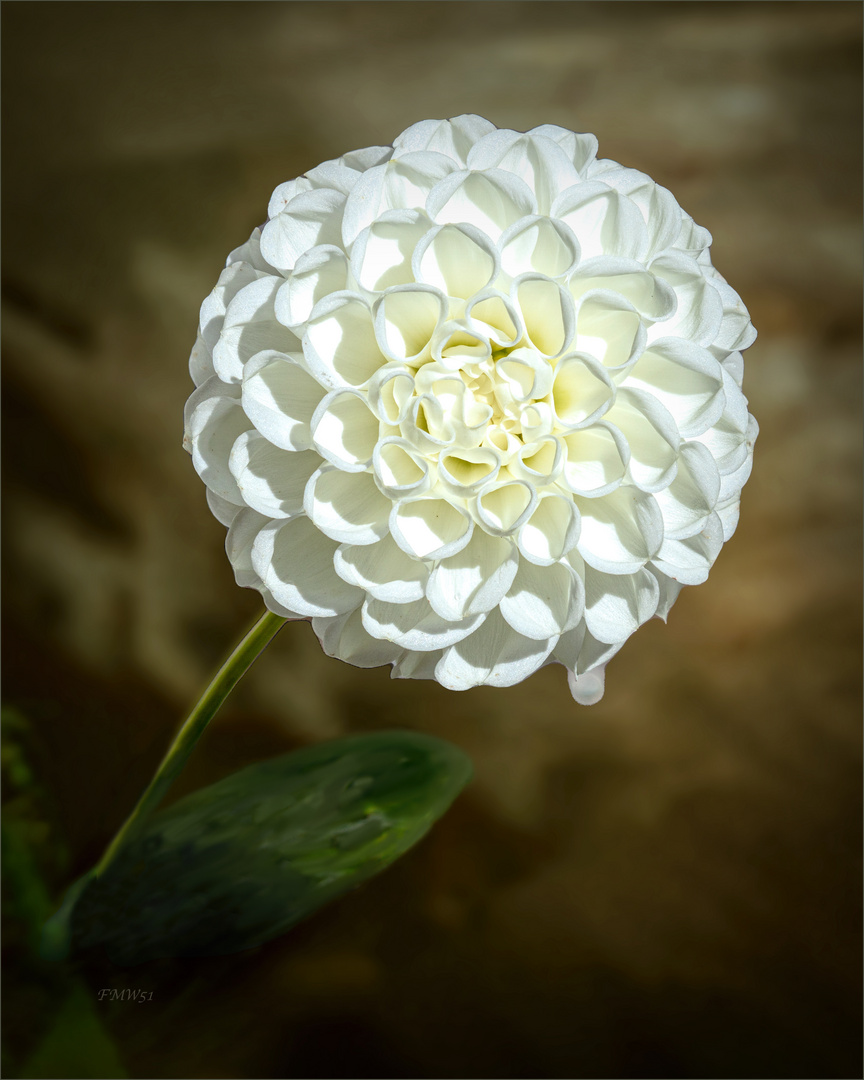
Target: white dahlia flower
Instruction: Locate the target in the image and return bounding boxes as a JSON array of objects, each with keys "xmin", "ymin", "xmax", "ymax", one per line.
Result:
[{"xmin": 184, "ymin": 115, "xmax": 757, "ymax": 705}]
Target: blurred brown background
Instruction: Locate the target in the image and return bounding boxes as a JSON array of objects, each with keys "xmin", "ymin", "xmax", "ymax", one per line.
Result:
[{"xmin": 2, "ymin": 2, "xmax": 861, "ymax": 1078}]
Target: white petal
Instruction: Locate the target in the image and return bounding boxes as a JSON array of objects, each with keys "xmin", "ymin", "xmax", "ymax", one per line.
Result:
[
  {"xmin": 495, "ymin": 347, "xmax": 554, "ymax": 402},
  {"xmin": 303, "ymin": 162, "xmax": 363, "ymax": 195},
  {"xmin": 517, "ymin": 493, "xmax": 581, "ymax": 565},
  {"xmin": 241, "ymin": 349, "xmax": 325, "ymax": 452},
  {"xmin": 229, "ymin": 431, "xmax": 319, "ymax": 518},
  {"xmin": 650, "ymin": 511, "xmax": 724, "ymax": 586},
  {"xmin": 509, "ymin": 437, "xmax": 563, "ymax": 487},
  {"xmin": 529, "ymin": 124, "xmax": 598, "ymax": 173},
  {"xmin": 305, "ymin": 466, "xmax": 391, "ymax": 546},
  {"xmin": 715, "ymin": 497, "xmax": 741, "ymax": 543},
  {"xmin": 622, "ymin": 338, "xmax": 725, "ymax": 438},
  {"xmin": 464, "ymin": 291, "xmax": 523, "ymax": 348},
  {"xmin": 225, "ymin": 227, "xmax": 278, "ymax": 275},
  {"xmin": 576, "ymin": 486, "xmax": 664, "ymax": 574},
  {"xmin": 338, "ymin": 145, "xmax": 393, "ymax": 171},
  {"xmin": 260, "ymin": 188, "xmax": 346, "ymax": 273},
  {"xmin": 185, "ymin": 378, "xmax": 250, "ymax": 505},
  {"xmin": 341, "ymin": 152, "xmax": 457, "ymax": 246},
  {"xmin": 475, "ymin": 480, "xmax": 537, "ymax": 537},
  {"xmin": 267, "ymin": 177, "xmax": 313, "ymax": 220},
  {"xmin": 439, "ymin": 448, "xmax": 501, "ymax": 497},
  {"xmin": 199, "ymin": 261, "xmax": 262, "ymax": 352},
  {"xmin": 252, "ymin": 516, "xmax": 363, "ymax": 617},
  {"xmin": 482, "ymin": 424, "xmax": 522, "ymax": 465},
  {"xmin": 390, "ymin": 649, "xmax": 445, "ymax": 680},
  {"xmin": 466, "ymin": 130, "xmax": 581, "ymax": 214},
  {"xmin": 426, "ymin": 531, "xmax": 519, "ymax": 620},
  {"xmin": 399, "ymin": 393, "xmax": 455, "ymax": 456},
  {"xmin": 652, "ymin": 441, "xmax": 720, "ymax": 540},
  {"xmin": 719, "ymin": 349, "xmax": 745, "ymax": 387},
  {"xmin": 514, "ymin": 275, "xmax": 575, "ymax": 358},
  {"xmin": 435, "ymin": 608, "xmax": 556, "ymax": 689},
  {"xmin": 189, "ymin": 332, "xmax": 215, "ymax": 388},
  {"xmin": 427, "ymin": 168, "xmax": 537, "ymax": 241},
  {"xmin": 430, "ymin": 322, "xmax": 493, "ymax": 368},
  {"xmin": 674, "ymin": 212, "xmax": 713, "ymax": 256},
  {"xmin": 200, "ymin": 224, "xmax": 275, "ymax": 345},
  {"xmin": 362, "ymin": 596, "xmax": 485, "ymax": 651},
  {"xmin": 311, "ymin": 389, "xmax": 380, "ymax": 472},
  {"xmin": 499, "ymin": 215, "xmax": 580, "ymax": 279},
  {"xmin": 372, "ymin": 438, "xmax": 433, "ymax": 500},
  {"xmin": 698, "ymin": 422, "xmax": 749, "ymax": 480},
  {"xmin": 367, "ymin": 365, "xmax": 415, "ymax": 425},
  {"xmin": 716, "ymin": 431, "xmax": 756, "ymax": 504},
  {"xmin": 351, "ymin": 210, "xmax": 432, "ymax": 291},
  {"xmin": 583, "ymin": 566, "xmax": 659, "ymax": 644},
  {"xmin": 567, "ymin": 666, "xmax": 607, "ymax": 706},
  {"xmin": 605, "ymin": 387, "xmax": 680, "ymax": 493},
  {"xmin": 568, "ymin": 256, "xmax": 677, "ymax": 320},
  {"xmin": 648, "ymin": 253, "xmax": 723, "ymax": 347},
  {"xmin": 207, "ymin": 487, "xmax": 242, "ymax": 528},
  {"xmin": 303, "ymin": 293, "xmax": 387, "ymax": 389},
  {"xmin": 652, "ymin": 568, "xmax": 685, "ymax": 621},
  {"xmin": 212, "ymin": 277, "xmax": 301, "ymax": 384},
  {"xmin": 552, "ymin": 621, "xmax": 624, "ymax": 696},
  {"xmin": 226, "ymin": 513, "xmax": 305, "ymax": 626},
  {"xmin": 551, "ymin": 353, "xmax": 615, "ymax": 430},
  {"xmin": 334, "ymin": 534, "xmax": 428, "ymax": 604},
  {"xmin": 413, "ymin": 223, "xmax": 499, "ymax": 299},
  {"xmin": 691, "ymin": 369, "xmax": 752, "ymax": 473},
  {"xmin": 229, "ymin": 526, "xmax": 304, "ymax": 615},
  {"xmin": 274, "ymin": 246, "xmax": 349, "ymax": 328},
  {"xmin": 390, "ymin": 496, "xmax": 474, "ymax": 560},
  {"xmin": 561, "ymin": 423, "xmax": 629, "ymax": 497},
  {"xmin": 712, "ymin": 366, "xmax": 751, "ymax": 438},
  {"xmin": 553, "ymin": 181, "xmax": 648, "ymax": 261},
  {"xmin": 379, "ymin": 152, "xmax": 462, "ymax": 208},
  {"xmin": 549, "ymin": 621, "xmax": 584, "ymax": 670},
  {"xmin": 595, "ymin": 166, "xmax": 683, "ymax": 260},
  {"xmin": 392, "ymin": 114, "xmax": 496, "ymax": 164},
  {"xmin": 313, "ymin": 608, "xmax": 402, "ymax": 669},
  {"xmin": 711, "ymin": 279, "xmax": 757, "ymax": 354},
  {"xmin": 573, "ymin": 293, "xmax": 645, "ymax": 372},
  {"xmin": 499, "ymin": 559, "xmax": 584, "ymax": 640},
  {"xmin": 576, "ymin": 625, "xmax": 625, "ymax": 676},
  {"xmin": 519, "ymin": 402, "xmax": 555, "ymax": 444},
  {"xmin": 226, "ymin": 507, "xmax": 269, "ymax": 588},
  {"xmin": 374, "ymin": 285, "xmax": 445, "ymax": 362}
]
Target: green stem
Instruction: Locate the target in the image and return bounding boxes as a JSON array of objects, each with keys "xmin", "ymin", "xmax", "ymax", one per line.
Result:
[
  {"xmin": 41, "ymin": 608, "xmax": 287, "ymax": 960},
  {"xmin": 92, "ymin": 608, "xmax": 287, "ymax": 878}
]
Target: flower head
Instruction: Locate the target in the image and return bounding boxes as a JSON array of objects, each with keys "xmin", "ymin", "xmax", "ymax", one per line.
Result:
[{"xmin": 184, "ymin": 115, "xmax": 757, "ymax": 705}]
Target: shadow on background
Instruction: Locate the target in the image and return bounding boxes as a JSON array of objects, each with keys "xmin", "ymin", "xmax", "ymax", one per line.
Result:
[{"xmin": 2, "ymin": 3, "xmax": 861, "ymax": 1078}]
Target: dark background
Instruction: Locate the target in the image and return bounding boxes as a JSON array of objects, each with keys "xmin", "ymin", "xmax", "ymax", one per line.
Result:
[{"xmin": 2, "ymin": 3, "xmax": 861, "ymax": 1078}]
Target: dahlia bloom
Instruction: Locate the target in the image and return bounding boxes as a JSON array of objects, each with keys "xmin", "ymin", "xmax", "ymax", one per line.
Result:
[{"xmin": 184, "ymin": 115, "xmax": 757, "ymax": 705}]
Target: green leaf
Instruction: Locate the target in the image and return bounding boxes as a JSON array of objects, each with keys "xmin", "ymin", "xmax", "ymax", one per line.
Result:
[{"xmin": 57, "ymin": 730, "xmax": 471, "ymax": 966}]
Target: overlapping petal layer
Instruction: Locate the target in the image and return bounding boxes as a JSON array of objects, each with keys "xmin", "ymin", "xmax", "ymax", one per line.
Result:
[{"xmin": 186, "ymin": 116, "xmax": 758, "ymax": 704}]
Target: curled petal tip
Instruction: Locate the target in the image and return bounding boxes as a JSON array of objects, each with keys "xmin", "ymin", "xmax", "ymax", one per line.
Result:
[{"xmin": 567, "ymin": 666, "xmax": 606, "ymax": 706}]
